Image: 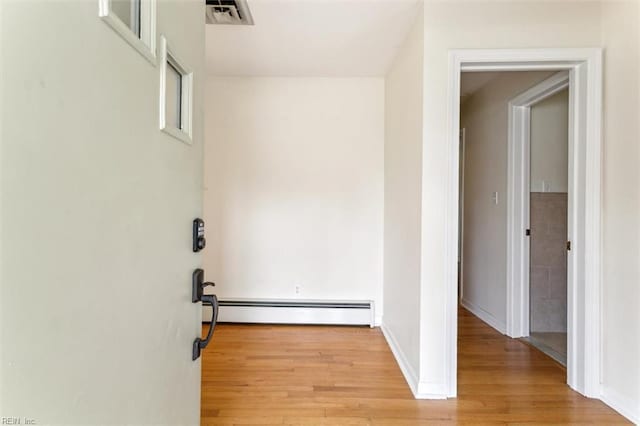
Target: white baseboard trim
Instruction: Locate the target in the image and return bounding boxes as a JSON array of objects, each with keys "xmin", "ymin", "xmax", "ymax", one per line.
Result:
[
  {"xmin": 415, "ymin": 381, "xmax": 448, "ymax": 399},
  {"xmin": 380, "ymin": 323, "xmax": 447, "ymax": 400},
  {"xmin": 460, "ymin": 298, "xmax": 507, "ymax": 335},
  {"xmin": 205, "ymin": 299, "xmax": 375, "ymax": 327},
  {"xmin": 374, "ymin": 314, "xmax": 383, "ymax": 327},
  {"xmin": 600, "ymin": 385, "xmax": 640, "ymax": 424},
  {"xmin": 380, "ymin": 323, "xmax": 419, "ymax": 395}
]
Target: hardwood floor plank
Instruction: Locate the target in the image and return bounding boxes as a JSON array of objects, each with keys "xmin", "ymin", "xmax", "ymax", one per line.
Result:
[
  {"xmin": 282, "ymin": 417, "xmax": 370, "ymax": 425},
  {"xmin": 201, "ymin": 308, "xmax": 630, "ymax": 424}
]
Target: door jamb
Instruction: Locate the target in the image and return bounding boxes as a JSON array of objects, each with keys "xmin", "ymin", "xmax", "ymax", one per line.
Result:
[
  {"xmin": 458, "ymin": 128, "xmax": 466, "ymax": 302},
  {"xmin": 445, "ymin": 48, "xmax": 603, "ymax": 399},
  {"xmin": 506, "ymin": 71, "xmax": 570, "ymax": 339}
]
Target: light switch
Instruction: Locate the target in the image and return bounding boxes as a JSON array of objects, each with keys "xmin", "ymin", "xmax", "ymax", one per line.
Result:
[{"xmin": 492, "ymin": 191, "xmax": 499, "ymax": 205}]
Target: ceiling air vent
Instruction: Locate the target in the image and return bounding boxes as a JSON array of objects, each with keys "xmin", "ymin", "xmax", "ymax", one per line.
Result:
[{"xmin": 205, "ymin": 0, "xmax": 254, "ymax": 25}]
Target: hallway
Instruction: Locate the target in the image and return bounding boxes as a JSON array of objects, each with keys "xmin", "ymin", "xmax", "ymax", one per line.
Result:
[{"xmin": 200, "ymin": 308, "xmax": 628, "ymax": 425}]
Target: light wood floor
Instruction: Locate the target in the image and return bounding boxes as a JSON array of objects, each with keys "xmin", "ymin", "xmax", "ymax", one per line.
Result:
[{"xmin": 201, "ymin": 308, "xmax": 629, "ymax": 425}]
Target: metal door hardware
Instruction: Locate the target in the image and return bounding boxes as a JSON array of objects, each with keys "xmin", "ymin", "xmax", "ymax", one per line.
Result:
[{"xmin": 192, "ymin": 268, "xmax": 218, "ymax": 361}]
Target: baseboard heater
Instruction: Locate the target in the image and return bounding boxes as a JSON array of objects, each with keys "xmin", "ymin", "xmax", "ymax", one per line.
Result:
[{"xmin": 203, "ymin": 299, "xmax": 375, "ymax": 327}]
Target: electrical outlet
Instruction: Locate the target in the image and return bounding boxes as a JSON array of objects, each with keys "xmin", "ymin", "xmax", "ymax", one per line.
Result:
[{"xmin": 295, "ymin": 285, "xmax": 300, "ymax": 295}]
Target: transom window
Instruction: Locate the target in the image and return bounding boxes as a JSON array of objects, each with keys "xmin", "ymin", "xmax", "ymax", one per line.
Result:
[
  {"xmin": 159, "ymin": 36, "xmax": 193, "ymax": 144},
  {"xmin": 99, "ymin": 0, "xmax": 156, "ymax": 64}
]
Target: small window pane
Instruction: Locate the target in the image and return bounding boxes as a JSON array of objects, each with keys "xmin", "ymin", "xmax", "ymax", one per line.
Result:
[
  {"xmin": 165, "ymin": 61, "xmax": 182, "ymax": 130},
  {"xmin": 111, "ymin": 0, "xmax": 141, "ymax": 37}
]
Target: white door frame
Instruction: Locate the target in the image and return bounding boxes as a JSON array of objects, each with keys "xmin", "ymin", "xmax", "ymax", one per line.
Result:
[
  {"xmin": 506, "ymin": 71, "xmax": 569, "ymax": 339},
  {"xmin": 458, "ymin": 128, "xmax": 466, "ymax": 302},
  {"xmin": 446, "ymin": 48, "xmax": 603, "ymax": 398}
]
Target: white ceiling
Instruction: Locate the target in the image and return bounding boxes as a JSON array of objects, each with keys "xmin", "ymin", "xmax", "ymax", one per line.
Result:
[{"xmin": 205, "ymin": 0, "xmax": 420, "ymax": 77}]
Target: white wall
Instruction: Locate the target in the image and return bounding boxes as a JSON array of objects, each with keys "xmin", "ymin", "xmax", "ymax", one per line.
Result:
[
  {"xmin": 382, "ymin": 5, "xmax": 424, "ymax": 394},
  {"xmin": 1, "ymin": 1, "xmax": 205, "ymax": 423},
  {"xmin": 459, "ymin": 71, "xmax": 555, "ymax": 332},
  {"xmin": 599, "ymin": 1, "xmax": 640, "ymax": 421},
  {"xmin": 420, "ymin": 0, "xmax": 603, "ymax": 396},
  {"xmin": 531, "ymin": 89, "xmax": 569, "ymax": 193},
  {"xmin": 203, "ymin": 77, "xmax": 384, "ymax": 319}
]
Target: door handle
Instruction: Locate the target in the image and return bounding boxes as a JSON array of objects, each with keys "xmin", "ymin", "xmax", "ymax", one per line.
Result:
[
  {"xmin": 192, "ymin": 268, "xmax": 218, "ymax": 361},
  {"xmin": 193, "ymin": 294, "xmax": 218, "ymax": 361}
]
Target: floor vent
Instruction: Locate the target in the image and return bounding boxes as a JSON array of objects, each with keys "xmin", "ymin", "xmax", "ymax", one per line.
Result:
[{"xmin": 203, "ymin": 299, "xmax": 375, "ymax": 327}]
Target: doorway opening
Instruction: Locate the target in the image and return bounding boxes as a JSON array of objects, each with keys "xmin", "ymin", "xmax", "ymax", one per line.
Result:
[
  {"xmin": 458, "ymin": 69, "xmax": 570, "ymax": 368},
  {"xmin": 446, "ymin": 49, "xmax": 603, "ymax": 399}
]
